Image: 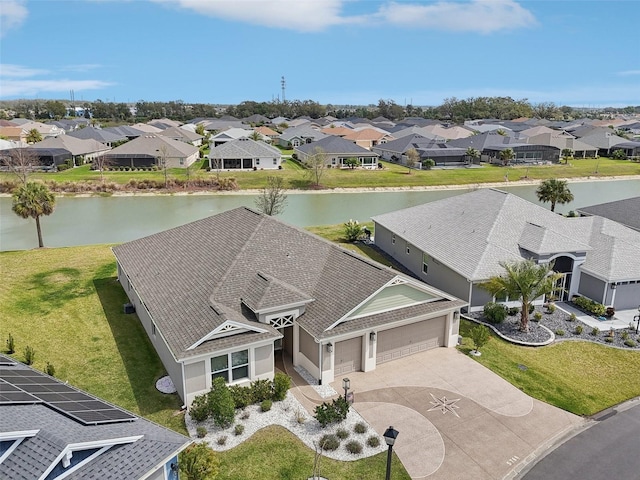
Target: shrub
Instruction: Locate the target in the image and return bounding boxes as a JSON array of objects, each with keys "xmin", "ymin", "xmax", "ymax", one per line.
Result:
[
  {"xmin": 234, "ymin": 424, "xmax": 245, "ymax": 436},
  {"xmin": 229, "ymin": 384, "xmax": 253, "ymax": 409},
  {"xmin": 179, "ymin": 443, "xmax": 220, "ymax": 480},
  {"xmin": 45, "ymin": 362, "xmax": 55, "ymax": 377},
  {"xmin": 23, "ymin": 346, "xmax": 35, "ymax": 365},
  {"xmin": 591, "ymin": 327, "xmax": 599, "ymax": 336},
  {"xmin": 345, "ymin": 440, "xmax": 363, "ymax": 455},
  {"xmin": 196, "ymin": 426, "xmax": 208, "ymax": 438},
  {"xmin": 624, "ymin": 339, "xmax": 637, "ymax": 348},
  {"xmin": 483, "ymin": 302, "xmax": 508, "ymax": 324},
  {"xmin": 343, "ymin": 219, "xmax": 363, "ymax": 243},
  {"xmin": 189, "ymin": 393, "xmax": 210, "ymax": 422},
  {"xmin": 470, "ymin": 325, "xmax": 490, "ymax": 352},
  {"xmin": 533, "ymin": 311, "xmax": 543, "ymax": 321},
  {"xmin": 605, "ymin": 337, "xmax": 613, "ymax": 343},
  {"xmin": 6, "ymin": 333, "xmax": 15, "ymax": 354},
  {"xmin": 272, "ymin": 372, "xmax": 290, "ymax": 401},
  {"xmin": 367, "ymin": 435, "xmax": 381, "ymax": 448},
  {"xmin": 319, "ymin": 434, "xmax": 340, "ymax": 451},
  {"xmin": 573, "ymin": 296, "xmax": 606, "ymax": 317},
  {"xmin": 568, "ymin": 313, "xmax": 577, "ymax": 322},
  {"xmin": 555, "ymin": 329, "xmax": 565, "ymax": 336},
  {"xmin": 217, "ymin": 436, "xmax": 227, "ymax": 446},
  {"xmin": 508, "ymin": 307, "xmax": 519, "ymax": 316},
  {"xmin": 574, "ymin": 325, "xmax": 583, "ymax": 335},
  {"xmin": 209, "ymin": 377, "xmax": 236, "ymax": 428},
  {"xmin": 239, "ymin": 409, "xmax": 250, "ymax": 420},
  {"xmin": 421, "ymin": 158, "xmax": 435, "ymax": 169},
  {"xmin": 354, "ymin": 422, "xmax": 367, "ymax": 434},
  {"xmin": 336, "ymin": 428, "xmax": 349, "ymax": 440},
  {"xmin": 314, "ymin": 397, "xmax": 350, "ymax": 428},
  {"xmin": 621, "ymin": 330, "xmax": 629, "ymax": 341},
  {"xmin": 529, "ymin": 304, "xmax": 535, "ymax": 314},
  {"xmin": 260, "ymin": 399, "xmax": 272, "ymax": 412},
  {"xmin": 251, "ymin": 379, "xmax": 273, "ymax": 403},
  {"xmin": 547, "ymin": 303, "xmax": 556, "ymax": 314}
]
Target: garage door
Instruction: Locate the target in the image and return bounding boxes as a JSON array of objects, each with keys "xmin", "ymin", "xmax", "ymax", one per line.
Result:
[
  {"xmin": 376, "ymin": 316, "xmax": 446, "ymax": 364},
  {"xmin": 335, "ymin": 337, "xmax": 362, "ymax": 375}
]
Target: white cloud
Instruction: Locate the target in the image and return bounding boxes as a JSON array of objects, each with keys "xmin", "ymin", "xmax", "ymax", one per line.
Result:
[
  {"xmin": 60, "ymin": 64, "xmax": 104, "ymax": 73},
  {"xmin": 617, "ymin": 70, "xmax": 640, "ymax": 76},
  {"xmin": 152, "ymin": 0, "xmax": 359, "ymax": 32},
  {"xmin": 0, "ymin": 0, "xmax": 28, "ymax": 37},
  {"xmin": 0, "ymin": 64, "xmax": 49, "ymax": 78},
  {"xmin": 378, "ymin": 0, "xmax": 537, "ymax": 33},
  {"xmin": 0, "ymin": 79, "xmax": 114, "ymax": 98}
]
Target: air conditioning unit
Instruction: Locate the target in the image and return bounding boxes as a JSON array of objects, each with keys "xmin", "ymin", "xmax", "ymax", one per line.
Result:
[{"xmin": 123, "ymin": 303, "xmax": 136, "ymax": 314}]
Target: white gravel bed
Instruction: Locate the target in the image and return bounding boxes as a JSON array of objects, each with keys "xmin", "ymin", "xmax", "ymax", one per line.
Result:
[
  {"xmin": 294, "ymin": 365, "xmax": 338, "ymax": 398},
  {"xmin": 185, "ymin": 391, "xmax": 386, "ymax": 461}
]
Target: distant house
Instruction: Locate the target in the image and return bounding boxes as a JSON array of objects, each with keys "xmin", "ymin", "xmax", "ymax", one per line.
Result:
[
  {"xmin": 157, "ymin": 126, "xmax": 204, "ymax": 147},
  {"xmin": 343, "ymin": 128, "xmax": 395, "ymax": 150},
  {"xmin": 209, "ymin": 128, "xmax": 255, "ymax": 147},
  {"xmin": 372, "ymin": 134, "xmax": 467, "ymax": 167},
  {"xmin": 34, "ymin": 135, "xmax": 111, "ymax": 164},
  {"xmin": 295, "ymin": 135, "xmax": 379, "ymax": 169},
  {"xmin": 483, "ymin": 144, "xmax": 560, "ymax": 164},
  {"xmin": 578, "ymin": 129, "xmax": 628, "ymax": 156},
  {"xmin": 0, "ymin": 146, "xmax": 72, "ymax": 168},
  {"xmin": 254, "ymin": 126, "xmax": 279, "ymax": 143},
  {"xmin": 67, "ymin": 126, "xmax": 126, "ymax": 147},
  {"xmin": 113, "ymin": 208, "xmax": 465, "ymax": 407},
  {"xmin": 0, "ymin": 354, "xmax": 190, "ymax": 479},
  {"xmin": 610, "ymin": 141, "xmax": 640, "ymax": 158},
  {"xmin": 208, "ymin": 138, "xmax": 282, "ymax": 170},
  {"xmin": 524, "ymin": 131, "xmax": 598, "ymax": 158},
  {"xmin": 373, "ymin": 189, "xmax": 640, "ymax": 312},
  {"xmin": 102, "ymin": 135, "xmax": 199, "ymax": 169},
  {"xmin": 278, "ymin": 124, "xmax": 327, "ymax": 148}
]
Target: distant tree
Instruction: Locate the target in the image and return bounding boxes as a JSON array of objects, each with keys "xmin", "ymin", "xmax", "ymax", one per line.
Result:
[
  {"xmin": 26, "ymin": 129, "xmax": 42, "ymax": 144},
  {"xmin": 156, "ymin": 145, "xmax": 169, "ymax": 188},
  {"xmin": 254, "ymin": 176, "xmax": 288, "ymax": 216},
  {"xmin": 466, "ymin": 147, "xmax": 480, "ymax": 165},
  {"xmin": 561, "ymin": 148, "xmax": 573, "ymax": 164},
  {"xmin": 480, "ymin": 260, "xmax": 561, "ymax": 332},
  {"xmin": 536, "ymin": 178, "xmax": 574, "ymax": 212},
  {"xmin": 305, "ymin": 146, "xmax": 327, "ymax": 187},
  {"xmin": 1, "ymin": 147, "xmax": 41, "ymax": 184},
  {"xmin": 91, "ymin": 155, "xmax": 112, "ymax": 182},
  {"xmin": 249, "ymin": 130, "xmax": 261, "ymax": 141},
  {"xmin": 405, "ymin": 148, "xmax": 419, "ymax": 173},
  {"xmin": 499, "ymin": 148, "xmax": 514, "ymax": 166},
  {"xmin": 44, "ymin": 100, "xmax": 67, "ymax": 119},
  {"xmin": 195, "ymin": 123, "xmax": 206, "ymax": 137},
  {"xmin": 12, "ymin": 182, "xmax": 56, "ymax": 248},
  {"xmin": 343, "ymin": 157, "xmax": 359, "ymax": 169},
  {"xmin": 179, "ymin": 443, "xmax": 220, "ymax": 480}
]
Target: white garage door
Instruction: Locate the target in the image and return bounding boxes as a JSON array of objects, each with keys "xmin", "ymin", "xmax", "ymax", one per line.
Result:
[
  {"xmin": 335, "ymin": 337, "xmax": 362, "ymax": 375},
  {"xmin": 376, "ymin": 316, "xmax": 446, "ymax": 364}
]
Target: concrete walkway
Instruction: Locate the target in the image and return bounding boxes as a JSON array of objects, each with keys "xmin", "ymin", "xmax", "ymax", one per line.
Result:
[
  {"xmin": 557, "ymin": 302, "xmax": 631, "ymax": 330},
  {"xmin": 326, "ymin": 348, "xmax": 585, "ymax": 480}
]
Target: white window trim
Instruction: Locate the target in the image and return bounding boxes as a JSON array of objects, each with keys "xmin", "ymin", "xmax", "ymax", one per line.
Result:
[{"xmin": 211, "ymin": 350, "xmax": 250, "ymax": 385}]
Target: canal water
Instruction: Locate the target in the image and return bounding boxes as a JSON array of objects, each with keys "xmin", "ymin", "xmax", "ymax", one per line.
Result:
[{"xmin": 1, "ymin": 179, "xmax": 638, "ymax": 251}]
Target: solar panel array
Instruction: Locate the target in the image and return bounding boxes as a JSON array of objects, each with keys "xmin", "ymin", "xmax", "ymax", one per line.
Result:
[{"xmin": 0, "ymin": 367, "xmax": 136, "ymax": 426}]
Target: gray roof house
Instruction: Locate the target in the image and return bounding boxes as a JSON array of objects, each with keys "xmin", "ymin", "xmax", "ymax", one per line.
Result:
[
  {"xmin": 157, "ymin": 126, "xmax": 204, "ymax": 147},
  {"xmin": 0, "ymin": 354, "xmax": 190, "ymax": 480},
  {"xmin": 372, "ymin": 134, "xmax": 467, "ymax": 167},
  {"xmin": 103, "ymin": 135, "xmax": 199, "ymax": 169},
  {"xmin": 67, "ymin": 126, "xmax": 126, "ymax": 147},
  {"xmin": 373, "ymin": 189, "xmax": 640, "ymax": 312},
  {"xmin": 278, "ymin": 124, "xmax": 327, "ymax": 148},
  {"xmin": 295, "ymin": 135, "xmax": 379, "ymax": 169},
  {"xmin": 113, "ymin": 208, "xmax": 465, "ymax": 407},
  {"xmin": 577, "ymin": 196, "xmax": 640, "ymax": 231},
  {"xmin": 578, "ymin": 128, "xmax": 628, "ymax": 155},
  {"xmin": 33, "ymin": 136, "xmax": 111, "ymax": 164},
  {"xmin": 208, "ymin": 138, "xmax": 282, "ymax": 170}
]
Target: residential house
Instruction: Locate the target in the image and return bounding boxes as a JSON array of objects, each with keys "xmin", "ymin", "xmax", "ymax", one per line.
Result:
[
  {"xmin": 0, "ymin": 146, "xmax": 73, "ymax": 168},
  {"xmin": 372, "ymin": 134, "xmax": 467, "ymax": 167},
  {"xmin": 278, "ymin": 124, "xmax": 327, "ymax": 148},
  {"xmin": 0, "ymin": 354, "xmax": 190, "ymax": 480},
  {"xmin": 421, "ymin": 124, "xmax": 475, "ymax": 140},
  {"xmin": 208, "ymin": 138, "xmax": 282, "ymax": 170},
  {"xmin": 103, "ymin": 125, "xmax": 146, "ymax": 140},
  {"xmin": 578, "ymin": 128, "xmax": 628, "ymax": 156},
  {"xmin": 157, "ymin": 126, "xmax": 204, "ymax": 147},
  {"xmin": 113, "ymin": 208, "xmax": 465, "ymax": 407},
  {"xmin": 0, "ymin": 126, "xmax": 28, "ymax": 143},
  {"xmin": 295, "ymin": 135, "xmax": 379, "ymax": 169},
  {"xmin": 33, "ymin": 136, "xmax": 111, "ymax": 165},
  {"xmin": 209, "ymin": 128, "xmax": 255, "ymax": 147},
  {"xmin": 7, "ymin": 120, "xmax": 63, "ymax": 139},
  {"xmin": 577, "ymin": 197, "xmax": 640, "ymax": 231},
  {"xmin": 130, "ymin": 123, "xmax": 163, "ymax": 134},
  {"xmin": 102, "ymin": 135, "xmax": 199, "ymax": 169},
  {"xmin": 148, "ymin": 118, "xmax": 183, "ymax": 130},
  {"xmin": 254, "ymin": 126, "xmax": 279, "ymax": 143},
  {"xmin": 524, "ymin": 131, "xmax": 598, "ymax": 158},
  {"xmin": 372, "ymin": 188, "xmax": 640, "ymax": 312},
  {"xmin": 343, "ymin": 128, "xmax": 395, "ymax": 150},
  {"xmin": 243, "ymin": 114, "xmax": 270, "ymax": 125},
  {"xmin": 610, "ymin": 141, "xmax": 640, "ymax": 158},
  {"xmin": 67, "ymin": 126, "xmax": 126, "ymax": 148}
]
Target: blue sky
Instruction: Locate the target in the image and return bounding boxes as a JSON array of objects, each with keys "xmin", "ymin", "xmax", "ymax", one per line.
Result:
[{"xmin": 1, "ymin": 0, "xmax": 638, "ymax": 107}]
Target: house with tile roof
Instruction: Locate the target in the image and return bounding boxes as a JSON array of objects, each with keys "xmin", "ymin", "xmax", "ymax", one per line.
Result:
[
  {"xmin": 207, "ymin": 138, "xmax": 282, "ymax": 170},
  {"xmin": 295, "ymin": 135, "xmax": 379, "ymax": 169},
  {"xmin": 0, "ymin": 354, "xmax": 190, "ymax": 480},
  {"xmin": 373, "ymin": 189, "xmax": 640, "ymax": 312},
  {"xmin": 113, "ymin": 208, "xmax": 465, "ymax": 407}
]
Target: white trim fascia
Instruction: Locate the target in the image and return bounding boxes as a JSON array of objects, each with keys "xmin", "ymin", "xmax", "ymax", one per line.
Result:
[
  {"xmin": 326, "ymin": 280, "xmax": 393, "ymax": 331},
  {"xmin": 186, "ymin": 320, "xmax": 269, "ymax": 351},
  {"xmin": 49, "ymin": 446, "xmax": 110, "ymax": 480},
  {"xmin": 37, "ymin": 436, "xmax": 143, "ymax": 480},
  {"xmin": 252, "ymin": 299, "xmax": 314, "ymax": 315},
  {"xmin": 180, "ymin": 336, "xmax": 278, "ymax": 365},
  {"xmin": 0, "ymin": 430, "xmax": 39, "ymax": 464},
  {"xmin": 579, "ymin": 265, "xmax": 638, "ymax": 284}
]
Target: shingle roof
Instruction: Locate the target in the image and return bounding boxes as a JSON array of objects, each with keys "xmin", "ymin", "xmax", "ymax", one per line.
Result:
[
  {"xmin": 296, "ymin": 135, "xmax": 377, "ymax": 156},
  {"xmin": 113, "ymin": 208, "xmax": 464, "ymax": 358},
  {"xmin": 280, "ymin": 124, "xmax": 327, "ymax": 142},
  {"xmin": 106, "ymin": 134, "xmax": 198, "ymax": 158},
  {"xmin": 67, "ymin": 126, "xmax": 125, "ymax": 143},
  {"xmin": 0, "ymin": 355, "xmax": 190, "ymax": 480},
  {"xmin": 577, "ymin": 196, "xmax": 640, "ymax": 231},
  {"xmin": 33, "ymin": 135, "xmax": 110, "ymax": 156}
]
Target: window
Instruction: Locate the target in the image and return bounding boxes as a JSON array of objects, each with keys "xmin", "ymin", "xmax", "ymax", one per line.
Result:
[
  {"xmin": 332, "ymin": 158, "xmax": 336, "ymax": 165},
  {"xmin": 211, "ymin": 350, "xmax": 249, "ymax": 383},
  {"xmin": 179, "ymin": 158, "xmax": 184, "ymax": 165},
  {"xmin": 273, "ymin": 158, "xmax": 277, "ymax": 165},
  {"xmin": 151, "ymin": 322, "xmax": 156, "ymax": 337},
  {"xmin": 406, "ymin": 243, "xmax": 410, "ymax": 254},
  {"xmin": 256, "ymin": 159, "xmax": 260, "ymax": 165},
  {"xmin": 422, "ymin": 254, "xmax": 429, "ymax": 275}
]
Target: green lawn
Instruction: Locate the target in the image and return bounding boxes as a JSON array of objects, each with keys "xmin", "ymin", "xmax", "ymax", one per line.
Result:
[
  {"xmin": 217, "ymin": 425, "xmax": 409, "ymax": 480},
  {"xmin": 0, "ymin": 246, "xmax": 187, "ymax": 434},
  {"xmin": 458, "ymin": 319, "xmax": 640, "ymax": 415},
  {"xmin": 3, "ymin": 157, "xmax": 638, "ymax": 192}
]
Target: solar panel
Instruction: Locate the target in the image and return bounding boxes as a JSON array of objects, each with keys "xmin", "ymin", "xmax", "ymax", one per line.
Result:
[{"xmin": 0, "ymin": 367, "xmax": 136, "ymax": 425}]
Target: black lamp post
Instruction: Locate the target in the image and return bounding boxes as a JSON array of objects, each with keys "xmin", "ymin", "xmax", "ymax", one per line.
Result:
[
  {"xmin": 383, "ymin": 426, "xmax": 399, "ymax": 480},
  {"xmin": 342, "ymin": 377, "xmax": 350, "ymax": 401}
]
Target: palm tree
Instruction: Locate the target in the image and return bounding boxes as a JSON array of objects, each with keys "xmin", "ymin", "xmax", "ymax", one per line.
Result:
[
  {"xmin": 465, "ymin": 147, "xmax": 480, "ymax": 165},
  {"xmin": 480, "ymin": 260, "xmax": 562, "ymax": 332},
  {"xmin": 26, "ymin": 128, "xmax": 42, "ymax": 144},
  {"xmin": 249, "ymin": 130, "xmax": 262, "ymax": 141},
  {"xmin": 536, "ymin": 178, "xmax": 574, "ymax": 212},
  {"xmin": 499, "ymin": 148, "xmax": 514, "ymax": 166},
  {"xmin": 12, "ymin": 182, "xmax": 56, "ymax": 248}
]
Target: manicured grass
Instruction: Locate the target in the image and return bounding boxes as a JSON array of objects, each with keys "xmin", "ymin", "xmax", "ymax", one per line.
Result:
[
  {"xmin": 4, "ymin": 157, "xmax": 638, "ymax": 191},
  {"xmin": 216, "ymin": 425, "xmax": 410, "ymax": 480},
  {"xmin": 0, "ymin": 246, "xmax": 187, "ymax": 434},
  {"xmin": 458, "ymin": 319, "xmax": 640, "ymax": 415}
]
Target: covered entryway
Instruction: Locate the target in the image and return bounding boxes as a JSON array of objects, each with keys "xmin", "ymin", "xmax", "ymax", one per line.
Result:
[
  {"xmin": 376, "ymin": 316, "xmax": 446, "ymax": 364},
  {"xmin": 334, "ymin": 337, "xmax": 362, "ymax": 375}
]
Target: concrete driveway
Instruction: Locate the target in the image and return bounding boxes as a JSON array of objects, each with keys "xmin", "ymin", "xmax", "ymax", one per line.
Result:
[{"xmin": 330, "ymin": 348, "xmax": 584, "ymax": 480}]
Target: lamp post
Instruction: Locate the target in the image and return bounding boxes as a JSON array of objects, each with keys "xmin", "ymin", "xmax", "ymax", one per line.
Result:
[
  {"xmin": 383, "ymin": 426, "xmax": 399, "ymax": 480},
  {"xmin": 634, "ymin": 305, "xmax": 640, "ymax": 334},
  {"xmin": 342, "ymin": 377, "xmax": 350, "ymax": 401}
]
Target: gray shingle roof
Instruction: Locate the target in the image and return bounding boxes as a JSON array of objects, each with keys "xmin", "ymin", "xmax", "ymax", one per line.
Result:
[
  {"xmin": 577, "ymin": 196, "xmax": 640, "ymax": 231},
  {"xmin": 113, "ymin": 208, "xmax": 464, "ymax": 357},
  {"xmin": 0, "ymin": 355, "xmax": 190, "ymax": 480},
  {"xmin": 106, "ymin": 134, "xmax": 198, "ymax": 158},
  {"xmin": 280, "ymin": 124, "xmax": 327, "ymax": 142},
  {"xmin": 208, "ymin": 138, "xmax": 281, "ymax": 159},
  {"xmin": 67, "ymin": 126, "xmax": 125, "ymax": 143},
  {"xmin": 296, "ymin": 135, "xmax": 376, "ymax": 156}
]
